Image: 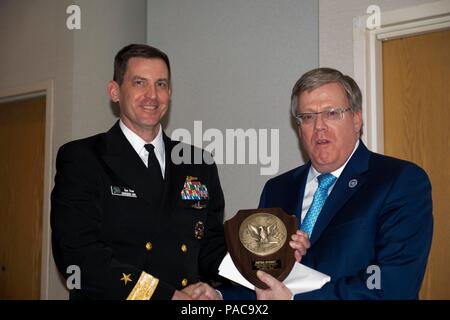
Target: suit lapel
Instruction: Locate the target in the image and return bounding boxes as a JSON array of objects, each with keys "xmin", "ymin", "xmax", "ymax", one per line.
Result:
[
  {"xmin": 101, "ymin": 122, "xmax": 160, "ymax": 206},
  {"xmin": 309, "ymin": 142, "xmax": 370, "ymax": 245},
  {"xmin": 292, "ymin": 164, "xmax": 310, "ymax": 225}
]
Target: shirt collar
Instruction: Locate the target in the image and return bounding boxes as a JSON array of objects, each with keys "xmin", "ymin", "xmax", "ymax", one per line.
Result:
[
  {"xmin": 119, "ymin": 120, "xmax": 165, "ymax": 160},
  {"xmin": 308, "ymin": 140, "xmax": 360, "ymax": 182}
]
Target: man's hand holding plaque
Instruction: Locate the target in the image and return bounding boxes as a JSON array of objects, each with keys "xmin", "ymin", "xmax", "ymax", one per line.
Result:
[{"xmin": 224, "ymin": 208, "xmax": 298, "ymax": 289}]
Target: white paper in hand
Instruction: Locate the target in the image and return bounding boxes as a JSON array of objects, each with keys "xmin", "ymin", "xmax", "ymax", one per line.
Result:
[{"xmin": 218, "ymin": 253, "xmax": 331, "ymax": 295}]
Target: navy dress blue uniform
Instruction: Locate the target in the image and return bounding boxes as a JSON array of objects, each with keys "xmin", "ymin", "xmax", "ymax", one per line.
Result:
[{"xmin": 51, "ymin": 121, "xmax": 227, "ymax": 299}]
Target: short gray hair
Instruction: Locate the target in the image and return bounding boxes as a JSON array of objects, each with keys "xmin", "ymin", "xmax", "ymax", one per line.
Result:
[{"xmin": 290, "ymin": 68, "xmax": 362, "ymax": 116}]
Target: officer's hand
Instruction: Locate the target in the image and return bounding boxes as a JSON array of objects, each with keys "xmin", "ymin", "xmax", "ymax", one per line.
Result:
[
  {"xmin": 182, "ymin": 282, "xmax": 222, "ymax": 300},
  {"xmin": 290, "ymin": 230, "xmax": 310, "ymax": 262},
  {"xmin": 171, "ymin": 290, "xmax": 192, "ymax": 300},
  {"xmin": 255, "ymin": 270, "xmax": 292, "ymax": 300}
]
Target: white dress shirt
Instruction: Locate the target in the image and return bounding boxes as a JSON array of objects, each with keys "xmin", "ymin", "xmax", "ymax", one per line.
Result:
[
  {"xmin": 119, "ymin": 120, "xmax": 166, "ymax": 178},
  {"xmin": 300, "ymin": 140, "xmax": 359, "ymax": 222}
]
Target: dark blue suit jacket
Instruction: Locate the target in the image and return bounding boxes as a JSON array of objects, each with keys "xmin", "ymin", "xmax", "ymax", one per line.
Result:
[{"xmin": 258, "ymin": 142, "xmax": 433, "ymax": 299}]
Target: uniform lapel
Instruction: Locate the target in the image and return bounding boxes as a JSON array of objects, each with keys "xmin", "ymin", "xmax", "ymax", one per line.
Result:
[
  {"xmin": 159, "ymin": 133, "xmax": 177, "ymax": 216},
  {"xmin": 309, "ymin": 142, "xmax": 370, "ymax": 245},
  {"xmin": 101, "ymin": 121, "xmax": 157, "ymax": 206}
]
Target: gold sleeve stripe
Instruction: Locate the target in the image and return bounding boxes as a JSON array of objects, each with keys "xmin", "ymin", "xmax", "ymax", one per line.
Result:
[{"xmin": 126, "ymin": 271, "xmax": 159, "ymax": 300}]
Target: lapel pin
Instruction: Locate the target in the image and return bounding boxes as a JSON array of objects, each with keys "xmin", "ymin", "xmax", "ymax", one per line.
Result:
[{"xmin": 348, "ymin": 179, "xmax": 358, "ymax": 188}]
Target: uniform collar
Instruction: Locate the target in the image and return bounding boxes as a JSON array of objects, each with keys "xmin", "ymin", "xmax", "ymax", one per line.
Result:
[{"xmin": 119, "ymin": 120, "xmax": 165, "ymax": 162}]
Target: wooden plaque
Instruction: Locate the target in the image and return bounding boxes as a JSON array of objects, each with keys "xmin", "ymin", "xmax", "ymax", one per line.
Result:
[{"xmin": 224, "ymin": 208, "xmax": 298, "ymax": 289}]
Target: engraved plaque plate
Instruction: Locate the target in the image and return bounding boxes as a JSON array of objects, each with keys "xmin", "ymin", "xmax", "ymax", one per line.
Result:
[{"xmin": 224, "ymin": 208, "xmax": 298, "ymax": 289}]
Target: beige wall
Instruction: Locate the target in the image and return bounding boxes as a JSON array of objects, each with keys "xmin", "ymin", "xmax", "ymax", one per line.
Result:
[
  {"xmin": 0, "ymin": 0, "xmax": 74, "ymax": 156},
  {"xmin": 148, "ymin": 0, "xmax": 319, "ymax": 220},
  {"xmin": 319, "ymin": 0, "xmax": 441, "ymax": 76},
  {"xmin": 72, "ymin": 0, "xmax": 147, "ymax": 139},
  {"xmin": 0, "ymin": 0, "xmax": 146, "ymax": 299}
]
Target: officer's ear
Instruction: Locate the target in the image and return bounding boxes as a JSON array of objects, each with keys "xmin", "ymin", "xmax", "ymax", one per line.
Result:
[{"xmin": 107, "ymin": 80, "xmax": 120, "ymax": 103}]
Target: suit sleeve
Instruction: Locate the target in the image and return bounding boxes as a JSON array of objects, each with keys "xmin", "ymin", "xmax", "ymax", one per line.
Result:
[
  {"xmin": 198, "ymin": 161, "xmax": 227, "ymax": 279},
  {"xmin": 295, "ymin": 164, "xmax": 433, "ymax": 300},
  {"xmin": 51, "ymin": 143, "xmax": 175, "ymax": 300}
]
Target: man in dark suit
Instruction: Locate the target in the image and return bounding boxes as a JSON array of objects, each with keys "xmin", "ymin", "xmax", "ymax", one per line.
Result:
[
  {"xmin": 254, "ymin": 68, "xmax": 433, "ymax": 299},
  {"xmin": 51, "ymin": 44, "xmax": 226, "ymax": 300}
]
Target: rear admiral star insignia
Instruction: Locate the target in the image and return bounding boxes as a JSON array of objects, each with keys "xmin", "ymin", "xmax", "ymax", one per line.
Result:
[{"xmin": 120, "ymin": 273, "xmax": 132, "ymax": 285}]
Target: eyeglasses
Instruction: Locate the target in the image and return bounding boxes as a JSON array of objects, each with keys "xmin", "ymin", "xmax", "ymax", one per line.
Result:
[{"xmin": 294, "ymin": 107, "xmax": 352, "ymax": 125}]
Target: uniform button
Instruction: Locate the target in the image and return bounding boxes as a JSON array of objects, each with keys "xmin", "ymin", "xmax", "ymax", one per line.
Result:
[
  {"xmin": 181, "ymin": 278, "xmax": 188, "ymax": 287},
  {"xmin": 181, "ymin": 244, "xmax": 188, "ymax": 253},
  {"xmin": 145, "ymin": 242, "xmax": 153, "ymax": 251}
]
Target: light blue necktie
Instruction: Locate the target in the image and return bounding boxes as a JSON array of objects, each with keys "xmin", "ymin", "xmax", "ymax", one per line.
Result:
[{"xmin": 301, "ymin": 173, "xmax": 337, "ymax": 237}]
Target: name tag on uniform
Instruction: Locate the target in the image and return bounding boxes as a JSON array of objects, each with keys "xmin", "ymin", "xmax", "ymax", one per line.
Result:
[{"xmin": 110, "ymin": 186, "xmax": 137, "ymax": 198}]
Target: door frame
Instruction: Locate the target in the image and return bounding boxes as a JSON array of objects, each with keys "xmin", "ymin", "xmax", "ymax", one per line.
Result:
[
  {"xmin": 353, "ymin": 0, "xmax": 450, "ymax": 153},
  {"xmin": 0, "ymin": 80, "xmax": 54, "ymax": 299}
]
